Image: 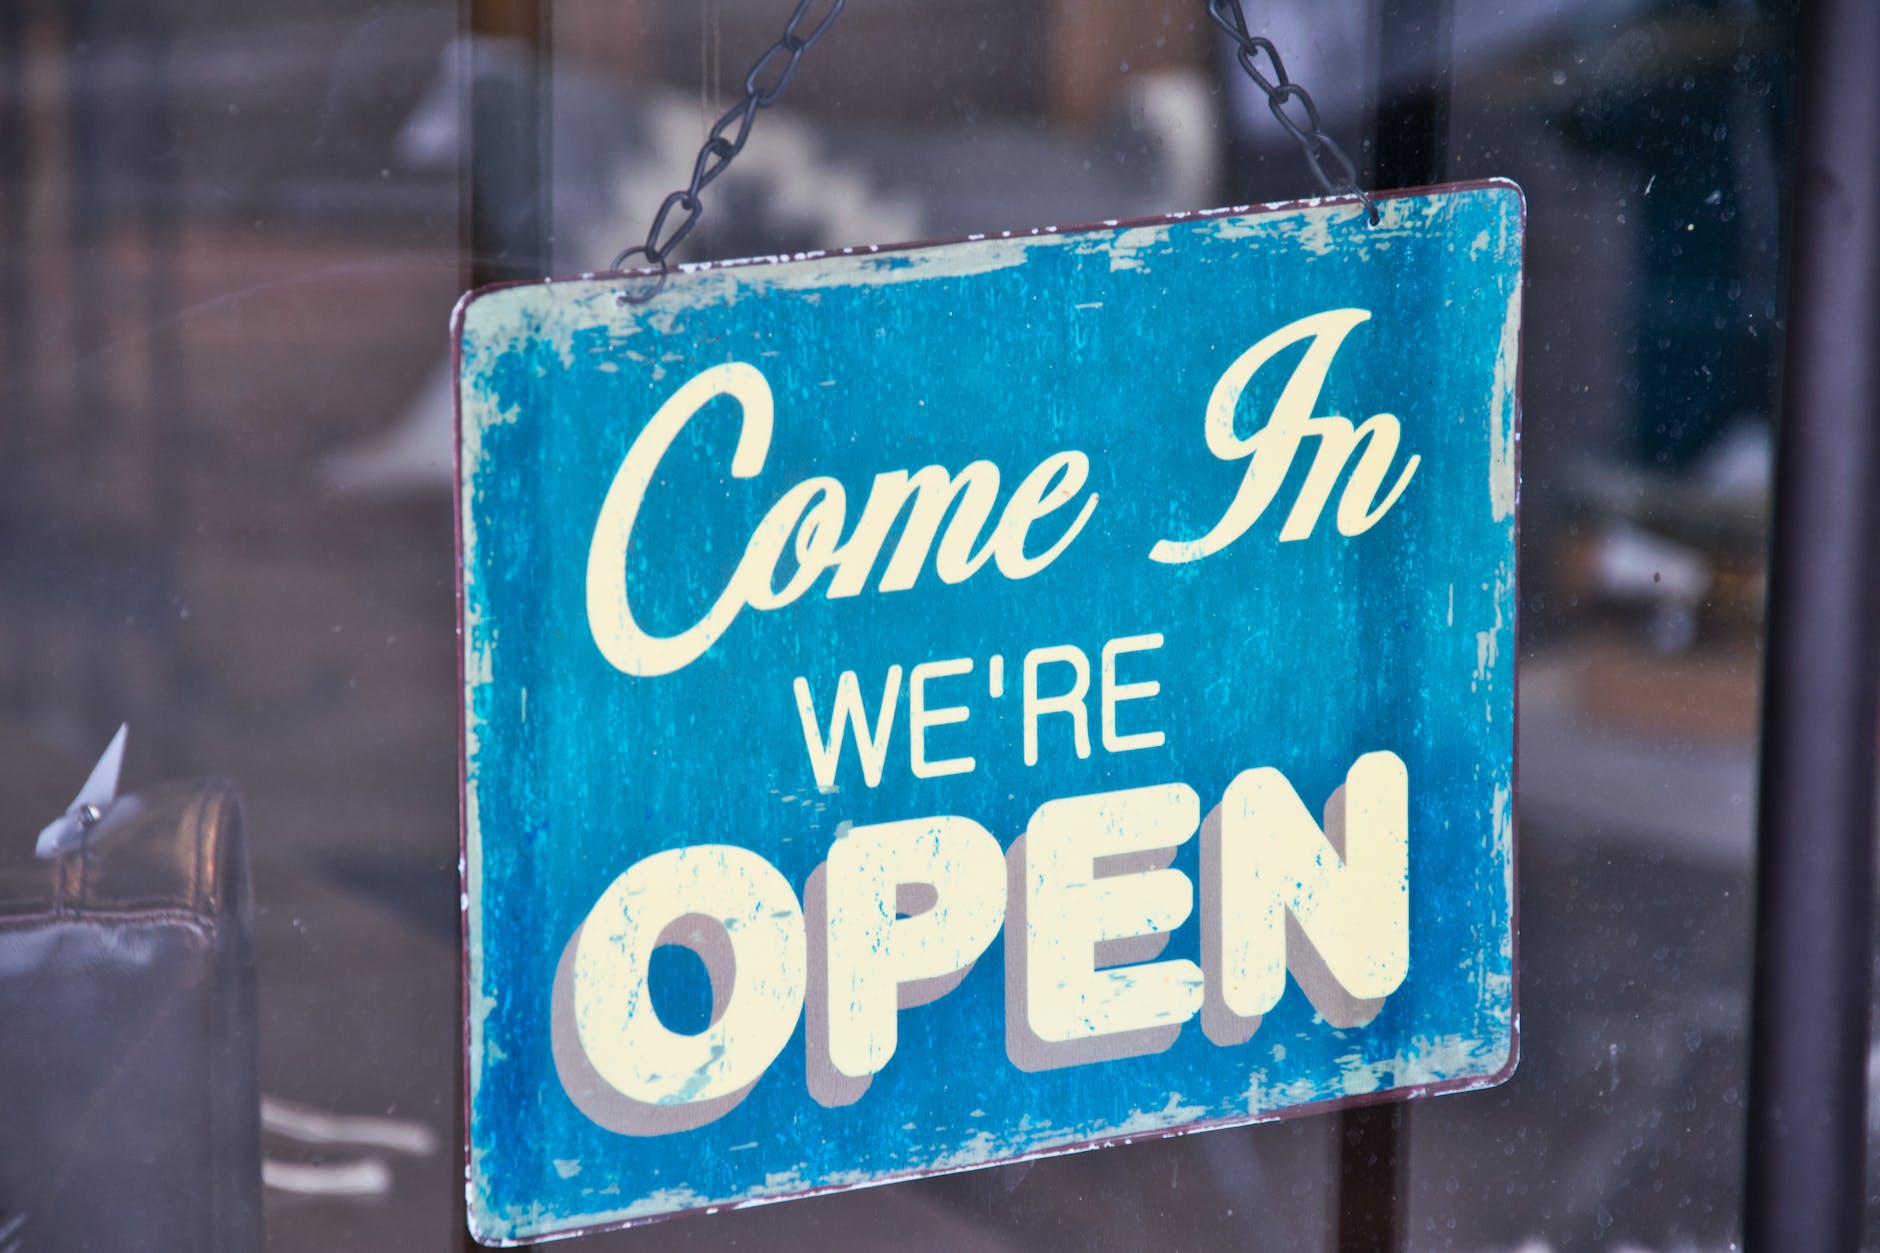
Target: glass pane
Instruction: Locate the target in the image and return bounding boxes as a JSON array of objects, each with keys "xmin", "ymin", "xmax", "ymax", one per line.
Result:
[
  {"xmin": 1, "ymin": 0, "xmax": 1799, "ymax": 1248},
  {"xmin": 1426, "ymin": 3, "xmax": 1782, "ymax": 1244}
]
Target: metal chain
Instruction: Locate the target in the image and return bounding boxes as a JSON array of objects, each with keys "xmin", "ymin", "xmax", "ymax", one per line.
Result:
[
  {"xmin": 614, "ymin": 0, "xmax": 845, "ymax": 302},
  {"xmin": 615, "ymin": 0, "xmax": 1377, "ymax": 301},
  {"xmin": 1206, "ymin": 0, "xmax": 1379, "ymax": 223}
]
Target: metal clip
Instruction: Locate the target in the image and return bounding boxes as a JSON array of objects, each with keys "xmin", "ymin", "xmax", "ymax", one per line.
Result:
[{"xmin": 35, "ymin": 724, "xmax": 130, "ymax": 859}]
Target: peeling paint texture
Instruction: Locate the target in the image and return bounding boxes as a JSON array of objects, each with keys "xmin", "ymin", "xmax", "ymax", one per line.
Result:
[{"xmin": 457, "ymin": 185, "xmax": 1522, "ymax": 1244}]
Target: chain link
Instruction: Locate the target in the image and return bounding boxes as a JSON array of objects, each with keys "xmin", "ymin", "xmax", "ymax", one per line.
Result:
[
  {"xmin": 614, "ymin": 0, "xmax": 845, "ymax": 303},
  {"xmin": 1206, "ymin": 0, "xmax": 1379, "ymax": 223},
  {"xmin": 615, "ymin": 0, "xmax": 1376, "ymax": 302}
]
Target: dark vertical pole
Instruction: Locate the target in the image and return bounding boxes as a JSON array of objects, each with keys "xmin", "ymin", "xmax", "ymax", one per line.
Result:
[
  {"xmin": 66, "ymin": 0, "xmax": 106, "ymax": 457},
  {"xmin": 140, "ymin": 13, "xmax": 190, "ymax": 776},
  {"xmin": 0, "ymin": 2, "xmax": 30, "ymax": 731},
  {"xmin": 64, "ymin": 0, "xmax": 121, "ymax": 743},
  {"xmin": 461, "ymin": 9, "xmax": 549, "ymax": 1247},
  {"xmin": 466, "ymin": 0, "xmax": 551, "ymax": 288},
  {"xmin": 1331, "ymin": 6, "xmax": 1454, "ymax": 1252},
  {"xmin": 1743, "ymin": 0, "xmax": 1880, "ymax": 1246},
  {"xmin": 0, "ymin": 3, "xmax": 30, "ymax": 530},
  {"xmin": 1371, "ymin": 0, "xmax": 1451, "ymax": 191},
  {"xmin": 1337, "ymin": 1102, "xmax": 1407, "ymax": 1252}
]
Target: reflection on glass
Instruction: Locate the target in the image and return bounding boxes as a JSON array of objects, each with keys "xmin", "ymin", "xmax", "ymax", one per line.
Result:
[{"xmin": 0, "ymin": 0, "xmax": 1798, "ymax": 1248}]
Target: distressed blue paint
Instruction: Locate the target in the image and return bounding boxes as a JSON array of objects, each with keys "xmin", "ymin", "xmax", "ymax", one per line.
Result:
[{"xmin": 458, "ymin": 186, "xmax": 1522, "ymax": 1244}]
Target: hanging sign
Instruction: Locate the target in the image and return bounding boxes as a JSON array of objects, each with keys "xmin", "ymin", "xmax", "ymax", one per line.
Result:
[{"xmin": 457, "ymin": 182, "xmax": 1523, "ymax": 1245}]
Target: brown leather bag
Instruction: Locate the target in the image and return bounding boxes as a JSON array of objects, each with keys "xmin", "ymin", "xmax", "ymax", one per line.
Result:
[{"xmin": 0, "ymin": 778, "xmax": 263, "ymax": 1252}]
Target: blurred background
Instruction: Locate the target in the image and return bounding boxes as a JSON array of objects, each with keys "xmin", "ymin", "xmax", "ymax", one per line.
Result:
[{"xmin": 0, "ymin": 0, "xmax": 1811, "ymax": 1248}]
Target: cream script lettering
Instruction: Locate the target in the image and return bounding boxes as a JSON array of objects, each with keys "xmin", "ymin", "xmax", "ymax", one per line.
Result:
[
  {"xmin": 586, "ymin": 361, "xmax": 1099, "ymax": 677},
  {"xmin": 587, "ymin": 308, "xmax": 1418, "ymax": 677},
  {"xmin": 1149, "ymin": 307, "xmax": 1419, "ymax": 563}
]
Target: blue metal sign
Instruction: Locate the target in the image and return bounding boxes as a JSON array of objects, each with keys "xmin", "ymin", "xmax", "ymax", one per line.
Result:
[{"xmin": 457, "ymin": 183, "xmax": 1522, "ymax": 1245}]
